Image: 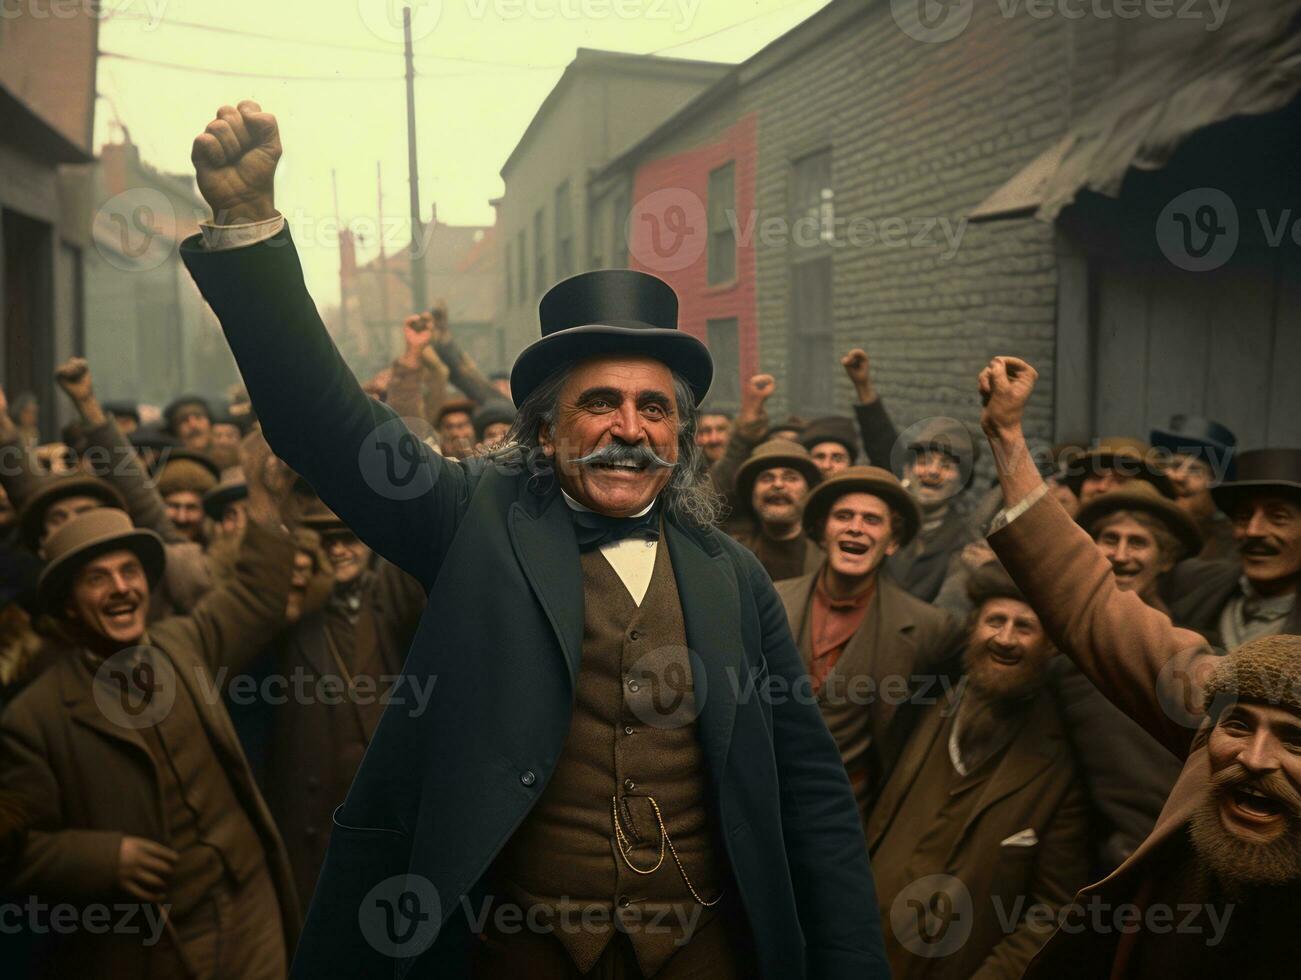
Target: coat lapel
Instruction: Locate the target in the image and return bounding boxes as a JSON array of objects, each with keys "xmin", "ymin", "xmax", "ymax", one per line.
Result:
[
  {"xmin": 866, "ymin": 578, "xmax": 920, "ymax": 736},
  {"xmin": 61, "ymin": 653, "xmax": 153, "ymax": 760},
  {"xmin": 507, "ymin": 487, "xmax": 584, "ymax": 686},
  {"xmin": 867, "ymin": 698, "xmax": 949, "ymax": 851},
  {"xmin": 666, "ymin": 519, "xmax": 744, "ymax": 790}
]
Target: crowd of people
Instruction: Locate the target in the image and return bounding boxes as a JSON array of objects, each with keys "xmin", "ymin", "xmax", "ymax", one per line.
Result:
[{"xmin": 0, "ymin": 97, "xmax": 1296, "ymax": 980}]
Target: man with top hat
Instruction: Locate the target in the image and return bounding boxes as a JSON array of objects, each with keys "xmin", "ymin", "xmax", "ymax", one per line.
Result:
[
  {"xmin": 178, "ymin": 100, "xmax": 884, "ymax": 979},
  {"xmin": 774, "ymin": 466, "xmax": 962, "ymax": 817},
  {"xmin": 728, "ymin": 438, "xmax": 825, "ymax": 582},
  {"xmin": 1163, "ymin": 448, "xmax": 1301, "ymax": 648},
  {"xmin": 0, "ymin": 462, "xmax": 302, "ymax": 979},
  {"xmin": 976, "ymin": 355, "xmax": 1301, "ymax": 978},
  {"xmin": 1150, "ymin": 414, "xmax": 1239, "ymax": 561},
  {"xmin": 866, "ymin": 564, "xmax": 1091, "ymax": 980}
]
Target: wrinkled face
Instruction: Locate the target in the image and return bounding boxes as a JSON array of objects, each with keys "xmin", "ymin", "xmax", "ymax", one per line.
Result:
[
  {"xmin": 822, "ymin": 492, "xmax": 898, "ymax": 582},
  {"xmin": 322, "ymin": 528, "xmax": 371, "ymax": 584},
  {"xmin": 480, "ymin": 421, "xmax": 511, "ymax": 449},
  {"xmin": 963, "ymin": 597, "xmax": 1054, "ymax": 701},
  {"xmin": 695, "ymin": 413, "xmax": 731, "ymax": 463},
  {"xmin": 1078, "ymin": 467, "xmax": 1133, "ymax": 504},
  {"xmin": 1191, "ymin": 703, "xmax": 1301, "ymax": 890},
  {"xmin": 1094, "ymin": 514, "xmax": 1173, "ymax": 597},
  {"xmin": 540, "ymin": 355, "xmax": 680, "ymax": 518},
  {"xmin": 438, "ymin": 411, "xmax": 475, "ymax": 459},
  {"xmin": 173, "ymin": 407, "xmax": 211, "ymax": 449},
  {"xmin": 752, "ymin": 467, "xmax": 809, "ymax": 527},
  {"xmin": 1231, "ymin": 494, "xmax": 1301, "ymax": 588},
  {"xmin": 164, "ymin": 491, "xmax": 205, "ymax": 542},
  {"xmin": 111, "ymin": 413, "xmax": 139, "ymax": 436},
  {"xmin": 41, "ymin": 495, "xmax": 104, "ymax": 548},
  {"xmin": 66, "ymin": 549, "xmax": 150, "ymax": 646},
  {"xmin": 810, "ymin": 441, "xmax": 851, "ymax": 477},
  {"xmin": 907, "ymin": 449, "xmax": 961, "ymax": 504}
]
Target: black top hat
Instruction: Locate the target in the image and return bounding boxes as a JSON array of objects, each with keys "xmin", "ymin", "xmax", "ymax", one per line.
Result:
[
  {"xmin": 1211, "ymin": 448, "xmax": 1301, "ymax": 514},
  {"xmin": 510, "ymin": 270, "xmax": 713, "ymax": 408},
  {"xmin": 1150, "ymin": 415, "xmax": 1237, "ymax": 478}
]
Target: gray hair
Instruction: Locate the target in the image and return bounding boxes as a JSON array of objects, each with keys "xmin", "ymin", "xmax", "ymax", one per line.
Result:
[{"xmin": 488, "ymin": 366, "xmax": 722, "ymax": 528}]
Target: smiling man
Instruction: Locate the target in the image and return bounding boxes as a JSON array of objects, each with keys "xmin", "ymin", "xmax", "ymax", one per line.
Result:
[
  {"xmin": 976, "ymin": 355, "xmax": 1301, "ymax": 977},
  {"xmin": 729, "ymin": 439, "xmax": 824, "ymax": 582},
  {"xmin": 178, "ymin": 100, "xmax": 884, "ymax": 979},
  {"xmin": 775, "ymin": 467, "xmax": 962, "ymax": 820}
]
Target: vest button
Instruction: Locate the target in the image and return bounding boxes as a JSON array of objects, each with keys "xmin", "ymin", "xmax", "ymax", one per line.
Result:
[
  {"xmin": 624, "ymin": 778, "xmax": 636, "ymax": 791},
  {"xmin": 627, "ymin": 679, "xmax": 640, "ymax": 693},
  {"xmin": 629, "ymin": 629, "xmax": 641, "ymax": 641},
  {"xmin": 624, "ymin": 726, "xmax": 634, "ymax": 736},
  {"xmin": 520, "ymin": 770, "xmax": 536, "ymax": 787}
]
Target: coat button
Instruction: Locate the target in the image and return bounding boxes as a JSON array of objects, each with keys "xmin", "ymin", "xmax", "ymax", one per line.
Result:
[
  {"xmin": 520, "ymin": 770, "xmax": 536, "ymax": 787},
  {"xmin": 624, "ymin": 726, "xmax": 634, "ymax": 736},
  {"xmin": 627, "ymin": 679, "xmax": 640, "ymax": 693},
  {"xmin": 618, "ymin": 896, "xmax": 630, "ymax": 908},
  {"xmin": 629, "ymin": 630, "xmax": 641, "ymax": 641},
  {"xmin": 624, "ymin": 778, "xmax": 636, "ymax": 792}
]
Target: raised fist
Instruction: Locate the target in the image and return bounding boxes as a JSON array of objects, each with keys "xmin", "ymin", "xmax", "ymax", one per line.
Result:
[
  {"xmin": 190, "ymin": 101, "xmax": 281, "ymax": 225},
  {"xmin": 739, "ymin": 373, "xmax": 776, "ymax": 423},
  {"xmin": 841, "ymin": 348, "xmax": 876, "ymax": 401},
  {"xmin": 978, "ymin": 356, "xmax": 1038, "ymax": 437},
  {"xmin": 55, "ymin": 357, "xmax": 94, "ymax": 403}
]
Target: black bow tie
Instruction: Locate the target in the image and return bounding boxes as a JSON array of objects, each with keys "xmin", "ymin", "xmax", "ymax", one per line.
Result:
[{"xmin": 570, "ymin": 505, "xmax": 660, "ymax": 553}]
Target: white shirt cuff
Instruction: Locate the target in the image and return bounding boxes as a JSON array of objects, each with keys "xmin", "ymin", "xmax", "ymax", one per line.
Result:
[
  {"xmin": 199, "ymin": 214, "xmax": 285, "ymax": 251},
  {"xmin": 987, "ymin": 482, "xmax": 1049, "ymax": 534}
]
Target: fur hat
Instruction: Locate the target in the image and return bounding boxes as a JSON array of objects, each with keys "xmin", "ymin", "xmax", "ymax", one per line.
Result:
[
  {"xmin": 1203, "ymin": 635, "xmax": 1301, "ymax": 721},
  {"xmin": 965, "ymin": 562, "xmax": 1029, "ymax": 609}
]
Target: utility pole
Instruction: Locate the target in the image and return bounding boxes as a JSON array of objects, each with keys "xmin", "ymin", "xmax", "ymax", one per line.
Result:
[
  {"xmin": 404, "ymin": 7, "xmax": 427, "ymax": 313},
  {"xmin": 332, "ymin": 167, "xmax": 349, "ymax": 337},
  {"xmin": 376, "ymin": 160, "xmax": 390, "ymax": 325}
]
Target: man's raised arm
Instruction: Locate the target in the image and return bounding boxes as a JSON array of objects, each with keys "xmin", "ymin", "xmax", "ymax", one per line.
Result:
[
  {"xmin": 977, "ymin": 357, "xmax": 1216, "ymax": 758},
  {"xmin": 180, "ymin": 101, "xmax": 470, "ymax": 589}
]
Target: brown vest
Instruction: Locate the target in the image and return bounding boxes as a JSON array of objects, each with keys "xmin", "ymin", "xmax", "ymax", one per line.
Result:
[
  {"xmin": 490, "ymin": 538, "xmax": 728, "ymax": 975},
  {"xmin": 137, "ymin": 669, "xmax": 265, "ymax": 919}
]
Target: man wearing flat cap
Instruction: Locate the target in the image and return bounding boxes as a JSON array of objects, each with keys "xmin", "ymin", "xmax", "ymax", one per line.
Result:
[
  {"xmin": 0, "ymin": 491, "xmax": 302, "ymax": 978},
  {"xmin": 799, "ymin": 415, "xmax": 860, "ymax": 477},
  {"xmin": 867, "ymin": 564, "xmax": 1090, "ymax": 980},
  {"xmin": 1163, "ymin": 449, "xmax": 1301, "ymax": 649},
  {"xmin": 163, "ymin": 394, "xmax": 214, "ymax": 454},
  {"xmin": 976, "ymin": 355, "xmax": 1301, "ymax": 977},
  {"xmin": 178, "ymin": 100, "xmax": 885, "ymax": 979},
  {"xmin": 1150, "ymin": 414, "xmax": 1238, "ymax": 561},
  {"xmin": 775, "ymin": 467, "xmax": 962, "ymax": 819}
]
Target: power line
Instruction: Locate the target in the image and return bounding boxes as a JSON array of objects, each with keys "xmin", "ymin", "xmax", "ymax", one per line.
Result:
[
  {"xmin": 647, "ymin": 0, "xmax": 826, "ymax": 55},
  {"xmin": 98, "ymin": 50, "xmax": 545, "ymax": 82}
]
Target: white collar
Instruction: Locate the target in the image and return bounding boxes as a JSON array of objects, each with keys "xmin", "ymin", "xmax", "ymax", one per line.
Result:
[{"xmin": 561, "ymin": 489, "xmax": 655, "ymax": 519}]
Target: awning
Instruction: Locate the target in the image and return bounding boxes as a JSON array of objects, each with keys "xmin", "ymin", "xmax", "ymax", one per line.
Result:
[{"xmin": 971, "ymin": 5, "xmax": 1301, "ymax": 223}]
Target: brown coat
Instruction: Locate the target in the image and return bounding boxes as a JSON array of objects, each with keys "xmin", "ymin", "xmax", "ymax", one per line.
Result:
[
  {"xmin": 0, "ymin": 521, "xmax": 301, "ymax": 980},
  {"xmin": 867, "ymin": 689, "xmax": 1092, "ymax": 980},
  {"xmin": 776, "ymin": 567, "xmax": 964, "ymax": 814},
  {"xmin": 989, "ymin": 492, "xmax": 1224, "ymax": 979}
]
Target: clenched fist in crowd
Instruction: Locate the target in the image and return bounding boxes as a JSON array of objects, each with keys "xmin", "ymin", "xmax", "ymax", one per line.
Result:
[
  {"xmin": 190, "ymin": 100, "xmax": 281, "ymax": 224},
  {"xmin": 978, "ymin": 356, "xmax": 1037, "ymax": 440}
]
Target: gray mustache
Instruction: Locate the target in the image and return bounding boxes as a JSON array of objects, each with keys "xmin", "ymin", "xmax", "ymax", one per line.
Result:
[{"xmin": 569, "ymin": 442, "xmax": 673, "ymax": 470}]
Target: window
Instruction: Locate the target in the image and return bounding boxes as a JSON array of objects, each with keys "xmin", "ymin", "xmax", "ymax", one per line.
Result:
[
  {"xmin": 707, "ymin": 163, "xmax": 736, "ymax": 285},
  {"xmin": 533, "ymin": 208, "xmax": 546, "ymax": 294},
  {"xmin": 516, "ymin": 230, "xmax": 527, "ymax": 304},
  {"xmin": 554, "ymin": 181, "xmax": 574, "ymax": 280},
  {"xmin": 610, "ymin": 191, "xmax": 629, "ymax": 268},
  {"xmin": 788, "ymin": 149, "xmax": 835, "ymax": 413},
  {"xmin": 505, "ymin": 241, "xmax": 514, "ymax": 306},
  {"xmin": 705, "ymin": 318, "xmax": 741, "ymax": 411}
]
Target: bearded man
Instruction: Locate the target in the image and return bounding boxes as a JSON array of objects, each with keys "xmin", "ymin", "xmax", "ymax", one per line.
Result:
[
  {"xmin": 728, "ymin": 439, "xmax": 824, "ymax": 582},
  {"xmin": 867, "ymin": 564, "xmax": 1090, "ymax": 980},
  {"xmin": 774, "ymin": 467, "xmax": 962, "ymax": 818},
  {"xmin": 178, "ymin": 100, "xmax": 883, "ymax": 980},
  {"xmin": 977, "ymin": 354, "xmax": 1301, "ymax": 978}
]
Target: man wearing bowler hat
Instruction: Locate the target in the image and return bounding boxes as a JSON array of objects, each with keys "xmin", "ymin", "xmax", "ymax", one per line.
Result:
[
  {"xmin": 1150, "ymin": 414, "xmax": 1238, "ymax": 561},
  {"xmin": 775, "ymin": 467, "xmax": 962, "ymax": 818},
  {"xmin": 178, "ymin": 100, "xmax": 884, "ymax": 979},
  {"xmin": 1164, "ymin": 448, "xmax": 1301, "ymax": 648},
  {"xmin": 729, "ymin": 438, "xmax": 825, "ymax": 582}
]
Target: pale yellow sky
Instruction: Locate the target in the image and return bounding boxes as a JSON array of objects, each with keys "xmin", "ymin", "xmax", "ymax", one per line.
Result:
[{"xmin": 95, "ymin": 0, "xmax": 833, "ymax": 305}]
